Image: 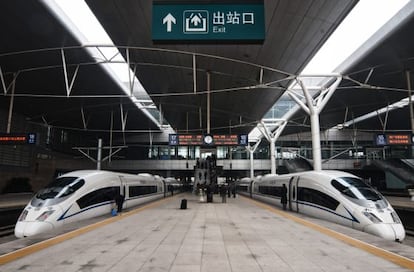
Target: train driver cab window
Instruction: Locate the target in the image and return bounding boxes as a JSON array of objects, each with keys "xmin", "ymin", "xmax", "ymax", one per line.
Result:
[
  {"xmin": 36, "ymin": 177, "xmax": 85, "ymax": 200},
  {"xmin": 331, "ymin": 177, "xmax": 385, "ymax": 207}
]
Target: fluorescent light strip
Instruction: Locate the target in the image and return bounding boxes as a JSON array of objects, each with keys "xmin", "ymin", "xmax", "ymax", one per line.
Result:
[
  {"xmin": 336, "ymin": 96, "xmax": 414, "ymax": 129},
  {"xmin": 42, "ymin": 0, "xmax": 166, "ymax": 129}
]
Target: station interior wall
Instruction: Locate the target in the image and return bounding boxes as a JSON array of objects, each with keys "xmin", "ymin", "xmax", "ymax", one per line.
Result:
[{"xmin": 1, "ymin": 109, "xmax": 413, "ymax": 194}]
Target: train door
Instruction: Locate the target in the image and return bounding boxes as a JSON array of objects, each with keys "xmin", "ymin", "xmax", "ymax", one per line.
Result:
[
  {"xmin": 288, "ymin": 176, "xmax": 299, "ymax": 212},
  {"xmin": 119, "ymin": 176, "xmax": 127, "ymax": 209}
]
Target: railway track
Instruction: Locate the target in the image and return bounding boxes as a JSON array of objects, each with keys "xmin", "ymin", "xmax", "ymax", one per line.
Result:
[{"xmin": 0, "ymin": 225, "xmax": 14, "ymax": 238}]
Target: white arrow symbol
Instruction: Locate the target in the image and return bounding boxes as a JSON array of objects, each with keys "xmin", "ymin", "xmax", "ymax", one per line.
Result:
[
  {"xmin": 163, "ymin": 13, "xmax": 176, "ymax": 32},
  {"xmin": 191, "ymin": 14, "xmax": 202, "ymax": 26}
]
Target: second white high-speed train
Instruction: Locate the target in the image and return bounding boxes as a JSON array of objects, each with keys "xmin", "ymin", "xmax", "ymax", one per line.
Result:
[
  {"xmin": 15, "ymin": 170, "xmax": 174, "ymax": 238},
  {"xmin": 238, "ymin": 170, "xmax": 405, "ymax": 242}
]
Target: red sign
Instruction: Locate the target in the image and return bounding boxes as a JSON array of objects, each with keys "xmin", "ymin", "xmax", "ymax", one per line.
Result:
[{"xmin": 387, "ymin": 134, "xmax": 411, "ymax": 145}]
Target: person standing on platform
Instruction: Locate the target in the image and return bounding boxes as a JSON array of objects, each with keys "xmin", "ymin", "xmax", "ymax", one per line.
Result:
[
  {"xmin": 281, "ymin": 184, "xmax": 287, "ymax": 210},
  {"xmin": 168, "ymin": 184, "xmax": 174, "ymax": 196},
  {"xmin": 115, "ymin": 192, "xmax": 125, "ymax": 214},
  {"xmin": 206, "ymin": 183, "xmax": 213, "ymax": 203},
  {"xmin": 220, "ymin": 184, "xmax": 227, "ymax": 203},
  {"xmin": 232, "ymin": 182, "xmax": 236, "ymax": 198}
]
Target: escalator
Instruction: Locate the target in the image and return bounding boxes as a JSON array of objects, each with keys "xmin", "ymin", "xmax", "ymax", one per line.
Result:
[
  {"xmin": 372, "ymin": 159, "xmax": 414, "ymax": 194},
  {"xmin": 283, "ymin": 158, "xmax": 313, "ymax": 173}
]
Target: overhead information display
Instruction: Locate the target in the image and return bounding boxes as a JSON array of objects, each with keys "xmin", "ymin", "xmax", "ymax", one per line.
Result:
[
  {"xmin": 152, "ymin": 3, "xmax": 265, "ymax": 42},
  {"xmin": 0, "ymin": 133, "xmax": 37, "ymax": 145},
  {"xmin": 375, "ymin": 133, "xmax": 412, "ymax": 145},
  {"xmin": 169, "ymin": 134, "xmax": 248, "ymax": 146}
]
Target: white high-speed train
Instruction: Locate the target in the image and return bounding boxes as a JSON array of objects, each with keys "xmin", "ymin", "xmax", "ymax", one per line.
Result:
[
  {"xmin": 238, "ymin": 170, "xmax": 405, "ymax": 242},
  {"xmin": 15, "ymin": 170, "xmax": 172, "ymax": 238}
]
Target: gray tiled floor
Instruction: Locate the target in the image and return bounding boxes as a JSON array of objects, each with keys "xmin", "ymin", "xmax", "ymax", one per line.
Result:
[{"xmin": 1, "ymin": 193, "xmax": 412, "ymax": 272}]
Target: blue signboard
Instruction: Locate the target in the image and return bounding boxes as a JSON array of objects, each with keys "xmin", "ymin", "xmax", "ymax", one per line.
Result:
[
  {"xmin": 0, "ymin": 133, "xmax": 37, "ymax": 145},
  {"xmin": 168, "ymin": 134, "xmax": 248, "ymax": 146},
  {"xmin": 374, "ymin": 133, "xmax": 413, "ymax": 146},
  {"xmin": 152, "ymin": 3, "xmax": 265, "ymax": 42}
]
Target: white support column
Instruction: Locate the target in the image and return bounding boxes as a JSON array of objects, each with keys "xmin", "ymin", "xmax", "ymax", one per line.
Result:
[
  {"xmin": 193, "ymin": 54, "xmax": 197, "ymax": 94},
  {"xmin": 109, "ymin": 111, "xmax": 114, "ymax": 163},
  {"xmin": 120, "ymin": 104, "xmax": 128, "ymax": 132},
  {"xmin": 406, "ymin": 71, "xmax": 414, "ymax": 158},
  {"xmin": 199, "ymin": 107, "xmax": 202, "ymax": 130},
  {"xmin": 61, "ymin": 49, "xmax": 79, "ymax": 97},
  {"xmin": 406, "ymin": 71, "xmax": 414, "ymax": 133},
  {"xmin": 97, "ymin": 138, "xmax": 102, "ymax": 170},
  {"xmin": 0, "ymin": 66, "xmax": 7, "ymax": 94},
  {"xmin": 246, "ymin": 139, "xmax": 262, "ymax": 178},
  {"xmin": 258, "ymin": 120, "xmax": 287, "ymax": 174},
  {"xmin": 206, "ymin": 71, "xmax": 211, "ymax": 134},
  {"xmin": 270, "ymin": 137, "xmax": 276, "ymax": 174},
  {"xmin": 288, "ymin": 75, "xmax": 342, "ymax": 171},
  {"xmin": 159, "ymin": 104, "xmax": 164, "ymax": 127},
  {"xmin": 6, "ymin": 74, "xmax": 16, "ymax": 133},
  {"xmin": 310, "ymin": 110, "xmax": 322, "ymax": 170},
  {"xmin": 81, "ymin": 107, "xmax": 88, "ymax": 130},
  {"xmin": 126, "ymin": 48, "xmax": 137, "ymax": 96}
]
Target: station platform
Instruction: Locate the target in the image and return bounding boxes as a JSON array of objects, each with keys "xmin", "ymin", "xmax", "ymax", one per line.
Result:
[
  {"xmin": 386, "ymin": 196, "xmax": 414, "ymax": 211},
  {"xmin": 0, "ymin": 193, "xmax": 33, "ymax": 210},
  {"xmin": 1, "ymin": 193, "xmax": 414, "ymax": 271}
]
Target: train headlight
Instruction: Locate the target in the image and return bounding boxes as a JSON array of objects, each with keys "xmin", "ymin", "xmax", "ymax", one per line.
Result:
[
  {"xmin": 18, "ymin": 209, "xmax": 28, "ymax": 221},
  {"xmin": 36, "ymin": 210, "xmax": 55, "ymax": 221},
  {"xmin": 391, "ymin": 211, "xmax": 402, "ymax": 224},
  {"xmin": 363, "ymin": 211, "xmax": 382, "ymax": 223}
]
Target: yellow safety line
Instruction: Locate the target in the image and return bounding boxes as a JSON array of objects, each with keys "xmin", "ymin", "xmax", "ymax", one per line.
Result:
[
  {"xmin": 241, "ymin": 196, "xmax": 414, "ymax": 270},
  {"xmin": 0, "ymin": 196, "xmax": 173, "ymax": 265}
]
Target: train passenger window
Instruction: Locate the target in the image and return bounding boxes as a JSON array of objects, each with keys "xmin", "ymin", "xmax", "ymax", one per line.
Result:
[
  {"xmin": 77, "ymin": 187, "xmax": 118, "ymax": 209},
  {"xmin": 297, "ymin": 187, "xmax": 339, "ymax": 210},
  {"xmin": 258, "ymin": 186, "xmax": 282, "ymax": 197},
  {"xmin": 129, "ymin": 185, "xmax": 157, "ymax": 197}
]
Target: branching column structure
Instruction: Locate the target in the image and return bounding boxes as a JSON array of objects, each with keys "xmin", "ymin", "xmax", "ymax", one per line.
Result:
[
  {"xmin": 245, "ymin": 139, "xmax": 262, "ymax": 178},
  {"xmin": 287, "ymin": 75, "xmax": 342, "ymax": 171},
  {"xmin": 258, "ymin": 120, "xmax": 287, "ymax": 174}
]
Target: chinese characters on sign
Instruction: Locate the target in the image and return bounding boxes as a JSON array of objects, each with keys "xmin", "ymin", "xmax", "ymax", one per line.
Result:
[
  {"xmin": 0, "ymin": 133, "xmax": 37, "ymax": 145},
  {"xmin": 169, "ymin": 134, "xmax": 248, "ymax": 146},
  {"xmin": 375, "ymin": 133, "xmax": 413, "ymax": 146},
  {"xmin": 387, "ymin": 134, "xmax": 411, "ymax": 145},
  {"xmin": 153, "ymin": 3, "xmax": 265, "ymax": 42},
  {"xmin": 211, "ymin": 11, "xmax": 255, "ymax": 33}
]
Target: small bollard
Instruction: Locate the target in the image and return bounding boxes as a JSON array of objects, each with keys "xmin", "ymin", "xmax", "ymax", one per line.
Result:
[{"xmin": 180, "ymin": 199, "xmax": 187, "ymax": 209}]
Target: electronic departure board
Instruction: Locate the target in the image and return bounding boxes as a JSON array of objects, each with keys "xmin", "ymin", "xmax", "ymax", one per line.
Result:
[
  {"xmin": 169, "ymin": 134, "xmax": 248, "ymax": 146},
  {"xmin": 0, "ymin": 133, "xmax": 37, "ymax": 145},
  {"xmin": 375, "ymin": 133, "xmax": 412, "ymax": 146}
]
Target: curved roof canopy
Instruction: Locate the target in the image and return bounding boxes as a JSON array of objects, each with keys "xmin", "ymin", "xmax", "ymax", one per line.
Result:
[{"xmin": 1, "ymin": 0, "xmax": 359, "ymax": 142}]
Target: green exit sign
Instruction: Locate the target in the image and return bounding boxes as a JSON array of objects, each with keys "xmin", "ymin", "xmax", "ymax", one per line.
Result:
[{"xmin": 152, "ymin": 3, "xmax": 265, "ymax": 42}]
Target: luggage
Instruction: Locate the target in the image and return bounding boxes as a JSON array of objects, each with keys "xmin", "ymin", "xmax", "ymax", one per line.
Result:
[
  {"xmin": 180, "ymin": 199, "xmax": 187, "ymax": 209},
  {"xmin": 207, "ymin": 193, "xmax": 213, "ymax": 203}
]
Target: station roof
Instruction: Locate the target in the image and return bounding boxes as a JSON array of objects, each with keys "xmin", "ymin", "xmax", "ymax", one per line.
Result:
[
  {"xmin": 3, "ymin": 1, "xmax": 412, "ymax": 144},
  {"xmin": 284, "ymin": 2, "xmax": 414, "ymax": 135}
]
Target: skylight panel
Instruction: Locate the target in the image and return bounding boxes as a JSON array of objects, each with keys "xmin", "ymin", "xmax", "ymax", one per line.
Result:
[
  {"xmin": 250, "ymin": 0, "xmax": 410, "ymax": 141},
  {"xmin": 42, "ymin": 0, "xmax": 166, "ymax": 129},
  {"xmin": 303, "ymin": 0, "xmax": 409, "ymax": 74}
]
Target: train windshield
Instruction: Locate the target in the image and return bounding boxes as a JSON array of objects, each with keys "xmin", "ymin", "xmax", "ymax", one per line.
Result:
[
  {"xmin": 36, "ymin": 177, "xmax": 85, "ymax": 200},
  {"xmin": 331, "ymin": 177, "xmax": 383, "ymax": 202}
]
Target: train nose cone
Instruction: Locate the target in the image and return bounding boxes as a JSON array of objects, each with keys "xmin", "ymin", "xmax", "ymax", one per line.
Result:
[
  {"xmin": 15, "ymin": 221, "xmax": 54, "ymax": 238},
  {"xmin": 364, "ymin": 224, "xmax": 406, "ymax": 241}
]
